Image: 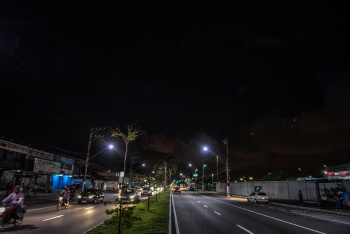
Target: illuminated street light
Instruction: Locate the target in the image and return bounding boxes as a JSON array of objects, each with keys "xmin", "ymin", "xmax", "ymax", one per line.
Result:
[{"xmin": 202, "ymin": 164, "xmax": 206, "ymax": 191}]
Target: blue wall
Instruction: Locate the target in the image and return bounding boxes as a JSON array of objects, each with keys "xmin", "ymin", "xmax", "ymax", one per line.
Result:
[{"xmin": 52, "ymin": 174, "xmax": 72, "ymax": 190}]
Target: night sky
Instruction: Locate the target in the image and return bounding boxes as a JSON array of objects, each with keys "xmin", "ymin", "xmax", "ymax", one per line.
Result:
[{"xmin": 1, "ymin": 2, "xmax": 350, "ymax": 181}]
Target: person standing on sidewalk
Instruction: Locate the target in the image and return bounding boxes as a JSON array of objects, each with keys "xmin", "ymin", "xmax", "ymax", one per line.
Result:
[
  {"xmin": 32, "ymin": 183, "xmax": 38, "ymax": 197},
  {"xmin": 343, "ymin": 191, "xmax": 349, "ymax": 210},
  {"xmin": 298, "ymin": 190, "xmax": 304, "ymax": 206},
  {"xmin": 333, "ymin": 193, "xmax": 340, "ymax": 210}
]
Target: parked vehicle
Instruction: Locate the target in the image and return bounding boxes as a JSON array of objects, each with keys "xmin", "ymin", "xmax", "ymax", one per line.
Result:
[
  {"xmin": 0, "ymin": 203, "xmax": 27, "ymax": 230},
  {"xmin": 57, "ymin": 193, "xmax": 69, "ymax": 210},
  {"xmin": 118, "ymin": 188, "xmax": 139, "ymax": 203},
  {"xmin": 36, "ymin": 184, "xmax": 54, "ymax": 193},
  {"xmin": 77, "ymin": 188, "xmax": 104, "ymax": 204},
  {"xmin": 141, "ymin": 187, "xmax": 153, "ymax": 197},
  {"xmin": 247, "ymin": 192, "xmax": 269, "ymax": 204}
]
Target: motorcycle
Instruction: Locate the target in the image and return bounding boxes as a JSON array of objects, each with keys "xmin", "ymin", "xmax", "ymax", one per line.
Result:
[
  {"xmin": 0, "ymin": 203, "xmax": 27, "ymax": 231},
  {"xmin": 57, "ymin": 194, "xmax": 69, "ymax": 210}
]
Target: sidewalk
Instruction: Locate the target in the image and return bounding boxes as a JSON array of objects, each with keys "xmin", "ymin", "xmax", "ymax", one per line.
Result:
[{"xmin": 270, "ymin": 199, "xmax": 350, "ymax": 217}]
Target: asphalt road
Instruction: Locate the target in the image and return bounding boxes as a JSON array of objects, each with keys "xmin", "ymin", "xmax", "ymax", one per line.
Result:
[
  {"xmin": 0, "ymin": 192, "xmax": 121, "ymax": 233},
  {"xmin": 172, "ymin": 191, "xmax": 350, "ymax": 234}
]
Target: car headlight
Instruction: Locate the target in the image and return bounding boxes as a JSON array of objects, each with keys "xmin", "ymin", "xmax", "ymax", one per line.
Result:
[
  {"xmin": 88, "ymin": 195, "xmax": 94, "ymax": 199},
  {"xmin": 129, "ymin": 195, "xmax": 135, "ymax": 199},
  {"xmin": 77, "ymin": 195, "xmax": 82, "ymax": 198}
]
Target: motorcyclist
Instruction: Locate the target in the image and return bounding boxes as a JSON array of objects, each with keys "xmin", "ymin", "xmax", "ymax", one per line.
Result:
[
  {"xmin": 59, "ymin": 186, "xmax": 71, "ymax": 205},
  {"xmin": 69, "ymin": 185, "xmax": 77, "ymax": 201},
  {"xmin": 2, "ymin": 185, "xmax": 24, "ymax": 222}
]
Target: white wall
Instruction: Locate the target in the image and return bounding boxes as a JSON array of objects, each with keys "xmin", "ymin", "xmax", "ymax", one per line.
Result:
[{"xmin": 217, "ymin": 180, "xmax": 349, "ymax": 201}]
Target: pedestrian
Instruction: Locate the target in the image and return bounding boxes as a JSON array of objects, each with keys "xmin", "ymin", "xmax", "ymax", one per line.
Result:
[
  {"xmin": 337, "ymin": 190, "xmax": 344, "ymax": 210},
  {"xmin": 32, "ymin": 183, "xmax": 38, "ymax": 197},
  {"xmin": 333, "ymin": 193, "xmax": 340, "ymax": 210},
  {"xmin": 343, "ymin": 191, "xmax": 349, "ymax": 211},
  {"xmin": 298, "ymin": 190, "xmax": 304, "ymax": 206},
  {"xmin": 6, "ymin": 181, "xmax": 12, "ymax": 197}
]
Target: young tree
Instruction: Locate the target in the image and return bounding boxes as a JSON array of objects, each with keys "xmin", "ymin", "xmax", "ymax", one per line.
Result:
[
  {"xmin": 111, "ymin": 121, "xmax": 141, "ymax": 186},
  {"xmin": 153, "ymin": 154, "xmax": 178, "ymax": 189}
]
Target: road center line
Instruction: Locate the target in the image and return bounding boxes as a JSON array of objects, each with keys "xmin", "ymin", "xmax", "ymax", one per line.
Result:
[
  {"xmin": 42, "ymin": 215, "xmax": 64, "ymax": 221},
  {"xmin": 197, "ymin": 201, "xmax": 201, "ymax": 203},
  {"xmin": 237, "ymin": 225, "xmax": 254, "ymax": 234},
  {"xmin": 203, "ymin": 205, "xmax": 208, "ymax": 208},
  {"xmin": 214, "ymin": 211, "xmax": 221, "ymax": 215},
  {"xmin": 27, "ymin": 206, "xmax": 57, "ymax": 211}
]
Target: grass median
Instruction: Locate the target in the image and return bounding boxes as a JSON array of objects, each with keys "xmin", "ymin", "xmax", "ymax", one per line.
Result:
[{"xmin": 87, "ymin": 189, "xmax": 170, "ymax": 234}]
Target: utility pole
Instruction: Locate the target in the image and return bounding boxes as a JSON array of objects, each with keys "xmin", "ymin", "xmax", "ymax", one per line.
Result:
[{"xmin": 82, "ymin": 127, "xmax": 104, "ymax": 192}]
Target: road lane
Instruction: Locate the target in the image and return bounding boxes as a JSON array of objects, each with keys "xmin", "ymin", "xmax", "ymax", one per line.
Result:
[{"xmin": 173, "ymin": 192, "xmax": 350, "ymax": 234}]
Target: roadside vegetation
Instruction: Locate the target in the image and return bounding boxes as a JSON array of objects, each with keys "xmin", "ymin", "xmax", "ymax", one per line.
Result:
[{"xmin": 88, "ymin": 189, "xmax": 170, "ymax": 234}]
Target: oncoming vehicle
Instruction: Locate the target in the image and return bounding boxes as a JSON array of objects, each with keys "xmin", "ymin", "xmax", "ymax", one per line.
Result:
[
  {"xmin": 247, "ymin": 192, "xmax": 269, "ymax": 204},
  {"xmin": 141, "ymin": 187, "xmax": 153, "ymax": 197},
  {"xmin": 173, "ymin": 186, "xmax": 181, "ymax": 194},
  {"xmin": 118, "ymin": 188, "xmax": 139, "ymax": 203},
  {"xmin": 77, "ymin": 188, "xmax": 104, "ymax": 204}
]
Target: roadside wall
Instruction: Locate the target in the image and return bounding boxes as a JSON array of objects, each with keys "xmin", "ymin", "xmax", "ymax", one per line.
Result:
[{"xmin": 217, "ymin": 180, "xmax": 350, "ymax": 201}]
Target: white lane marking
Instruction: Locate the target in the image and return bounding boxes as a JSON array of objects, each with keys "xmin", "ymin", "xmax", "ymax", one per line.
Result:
[
  {"xmin": 292, "ymin": 211, "xmax": 350, "ymax": 225},
  {"xmin": 203, "ymin": 195, "xmax": 327, "ymax": 234},
  {"xmin": 237, "ymin": 225, "xmax": 254, "ymax": 234},
  {"xmin": 42, "ymin": 215, "xmax": 64, "ymax": 221},
  {"xmin": 197, "ymin": 201, "xmax": 201, "ymax": 204},
  {"xmin": 84, "ymin": 207, "xmax": 94, "ymax": 210},
  {"xmin": 203, "ymin": 205, "xmax": 208, "ymax": 208},
  {"xmin": 27, "ymin": 206, "xmax": 57, "ymax": 211},
  {"xmin": 214, "ymin": 211, "xmax": 221, "ymax": 215},
  {"xmin": 171, "ymin": 194, "xmax": 181, "ymax": 234}
]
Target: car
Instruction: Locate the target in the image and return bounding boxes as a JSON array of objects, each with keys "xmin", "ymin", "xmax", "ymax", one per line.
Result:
[
  {"xmin": 118, "ymin": 188, "xmax": 139, "ymax": 203},
  {"xmin": 173, "ymin": 186, "xmax": 181, "ymax": 194},
  {"xmin": 247, "ymin": 192, "xmax": 269, "ymax": 204},
  {"xmin": 141, "ymin": 187, "xmax": 153, "ymax": 197},
  {"xmin": 77, "ymin": 188, "xmax": 104, "ymax": 204},
  {"xmin": 36, "ymin": 184, "xmax": 54, "ymax": 193},
  {"xmin": 188, "ymin": 185, "xmax": 195, "ymax": 191}
]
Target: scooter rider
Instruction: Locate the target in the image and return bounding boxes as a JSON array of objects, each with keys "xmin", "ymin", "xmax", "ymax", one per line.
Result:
[
  {"xmin": 59, "ymin": 186, "xmax": 71, "ymax": 205},
  {"xmin": 2, "ymin": 185, "xmax": 24, "ymax": 222}
]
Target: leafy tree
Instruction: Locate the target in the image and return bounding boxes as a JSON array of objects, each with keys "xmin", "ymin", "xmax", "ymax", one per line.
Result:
[
  {"xmin": 153, "ymin": 154, "xmax": 178, "ymax": 188},
  {"xmin": 103, "ymin": 198, "xmax": 141, "ymax": 234},
  {"xmin": 260, "ymin": 170, "xmax": 294, "ymax": 181},
  {"xmin": 111, "ymin": 122, "xmax": 141, "ymax": 186}
]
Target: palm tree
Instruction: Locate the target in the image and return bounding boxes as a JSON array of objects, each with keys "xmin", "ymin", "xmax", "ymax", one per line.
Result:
[{"xmin": 153, "ymin": 154, "xmax": 177, "ymax": 189}]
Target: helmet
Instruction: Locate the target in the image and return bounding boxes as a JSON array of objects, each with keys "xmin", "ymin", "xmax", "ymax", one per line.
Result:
[{"xmin": 64, "ymin": 186, "xmax": 68, "ymax": 190}]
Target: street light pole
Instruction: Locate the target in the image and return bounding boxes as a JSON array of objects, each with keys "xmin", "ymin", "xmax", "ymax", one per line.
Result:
[
  {"xmin": 82, "ymin": 144, "xmax": 113, "ymax": 191},
  {"xmin": 223, "ymin": 137, "xmax": 230, "ymax": 197},
  {"xmin": 194, "ymin": 169, "xmax": 197, "ymax": 188},
  {"xmin": 202, "ymin": 164, "xmax": 206, "ymax": 191},
  {"xmin": 203, "ymin": 147, "xmax": 219, "ymax": 185}
]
